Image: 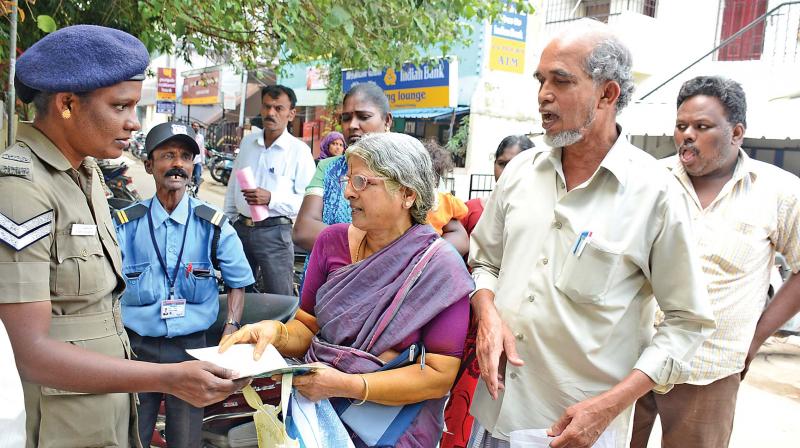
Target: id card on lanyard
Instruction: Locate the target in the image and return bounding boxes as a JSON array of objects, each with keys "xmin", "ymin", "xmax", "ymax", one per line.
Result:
[{"xmin": 148, "ymin": 202, "xmax": 191, "ymax": 319}]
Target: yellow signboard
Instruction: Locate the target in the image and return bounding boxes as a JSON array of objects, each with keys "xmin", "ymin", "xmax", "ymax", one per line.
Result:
[
  {"xmin": 489, "ymin": 36, "xmax": 526, "ymax": 74},
  {"xmin": 489, "ymin": 6, "xmax": 527, "ymax": 74}
]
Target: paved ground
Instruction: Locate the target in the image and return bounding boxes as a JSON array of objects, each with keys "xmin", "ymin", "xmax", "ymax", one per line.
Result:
[
  {"xmin": 118, "ymin": 153, "xmax": 800, "ymax": 447},
  {"xmin": 646, "ymin": 336, "xmax": 800, "ymax": 447}
]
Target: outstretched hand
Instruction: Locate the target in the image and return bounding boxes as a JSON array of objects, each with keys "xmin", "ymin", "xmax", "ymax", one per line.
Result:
[
  {"xmin": 167, "ymin": 361, "xmax": 251, "ymax": 407},
  {"xmin": 219, "ymin": 320, "xmax": 281, "ymax": 361}
]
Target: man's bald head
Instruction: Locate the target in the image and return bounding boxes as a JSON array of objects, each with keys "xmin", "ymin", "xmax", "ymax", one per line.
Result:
[{"xmin": 545, "ymin": 19, "xmax": 635, "ymax": 113}]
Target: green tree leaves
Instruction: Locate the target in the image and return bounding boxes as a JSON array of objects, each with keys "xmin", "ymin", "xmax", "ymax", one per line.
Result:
[
  {"xmin": 1, "ymin": 0, "xmax": 534, "ymax": 80},
  {"xmin": 36, "ymin": 15, "xmax": 57, "ymax": 33}
]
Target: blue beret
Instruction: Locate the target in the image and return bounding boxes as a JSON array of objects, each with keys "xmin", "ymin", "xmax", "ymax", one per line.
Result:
[{"xmin": 16, "ymin": 25, "xmax": 149, "ymax": 102}]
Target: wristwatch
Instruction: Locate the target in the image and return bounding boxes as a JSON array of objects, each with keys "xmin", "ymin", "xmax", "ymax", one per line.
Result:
[{"xmin": 224, "ymin": 319, "xmax": 242, "ymax": 330}]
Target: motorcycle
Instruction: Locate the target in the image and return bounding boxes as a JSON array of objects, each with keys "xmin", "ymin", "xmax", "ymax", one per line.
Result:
[
  {"xmin": 210, "ymin": 153, "xmax": 235, "ymax": 186},
  {"xmin": 97, "ymin": 159, "xmax": 142, "ymax": 202},
  {"xmin": 149, "ymin": 292, "xmax": 299, "ymax": 448},
  {"xmin": 130, "ymin": 132, "xmax": 148, "ymax": 160}
]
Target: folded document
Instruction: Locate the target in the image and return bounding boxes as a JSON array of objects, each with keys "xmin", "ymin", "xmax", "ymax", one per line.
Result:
[{"xmin": 187, "ymin": 344, "xmax": 322, "ymax": 379}]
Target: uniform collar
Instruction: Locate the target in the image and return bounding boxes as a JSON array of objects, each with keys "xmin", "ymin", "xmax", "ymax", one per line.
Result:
[
  {"xmin": 542, "ymin": 124, "xmax": 631, "ymax": 187},
  {"xmin": 16, "ymin": 122, "xmax": 73, "ymax": 172},
  {"xmin": 149, "ymin": 193, "xmax": 191, "ymax": 227},
  {"xmin": 256, "ymin": 127, "xmax": 292, "ymax": 150}
]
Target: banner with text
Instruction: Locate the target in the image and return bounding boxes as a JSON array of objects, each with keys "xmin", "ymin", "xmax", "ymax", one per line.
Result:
[
  {"xmin": 157, "ymin": 68, "xmax": 177, "ymax": 100},
  {"xmin": 489, "ymin": 5, "xmax": 527, "ymax": 74},
  {"xmin": 342, "ymin": 58, "xmax": 458, "ymax": 109},
  {"xmin": 182, "ymin": 70, "xmax": 220, "ymax": 105}
]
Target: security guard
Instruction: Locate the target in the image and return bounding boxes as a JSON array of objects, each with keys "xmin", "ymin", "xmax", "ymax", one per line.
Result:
[
  {"xmin": 115, "ymin": 122, "xmax": 254, "ymax": 446},
  {"xmin": 0, "ymin": 25, "xmax": 248, "ymax": 448}
]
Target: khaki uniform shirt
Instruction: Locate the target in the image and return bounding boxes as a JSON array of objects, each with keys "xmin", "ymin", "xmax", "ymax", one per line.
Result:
[
  {"xmin": 0, "ymin": 123, "xmax": 138, "ymax": 448},
  {"xmin": 666, "ymin": 151, "xmax": 800, "ymax": 384},
  {"xmin": 468, "ymin": 133, "xmax": 715, "ymax": 446}
]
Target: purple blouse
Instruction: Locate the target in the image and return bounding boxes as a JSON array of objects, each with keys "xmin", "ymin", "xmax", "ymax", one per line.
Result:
[{"xmin": 301, "ymin": 224, "xmax": 470, "ymax": 357}]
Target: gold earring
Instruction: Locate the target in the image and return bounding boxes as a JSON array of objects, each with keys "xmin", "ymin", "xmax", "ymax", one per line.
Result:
[{"xmin": 61, "ymin": 109, "xmax": 71, "ymax": 120}]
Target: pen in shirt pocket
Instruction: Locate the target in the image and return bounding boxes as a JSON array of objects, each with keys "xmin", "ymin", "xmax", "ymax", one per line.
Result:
[{"xmin": 572, "ymin": 231, "xmax": 592, "ymax": 256}]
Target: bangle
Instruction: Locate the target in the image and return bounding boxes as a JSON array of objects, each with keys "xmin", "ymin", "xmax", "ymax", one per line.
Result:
[
  {"xmin": 225, "ymin": 319, "xmax": 242, "ymax": 330},
  {"xmin": 275, "ymin": 321, "xmax": 289, "ymax": 349},
  {"xmin": 354, "ymin": 374, "xmax": 369, "ymax": 406}
]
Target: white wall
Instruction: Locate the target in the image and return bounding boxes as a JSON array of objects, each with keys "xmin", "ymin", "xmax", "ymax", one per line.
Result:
[{"xmin": 463, "ymin": 0, "xmax": 543, "ymax": 182}]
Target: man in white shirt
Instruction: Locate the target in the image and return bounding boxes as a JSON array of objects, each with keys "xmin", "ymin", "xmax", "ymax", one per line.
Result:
[
  {"xmin": 224, "ymin": 85, "xmax": 315, "ymax": 295},
  {"xmin": 630, "ymin": 76, "xmax": 800, "ymax": 448},
  {"xmin": 0, "ymin": 318, "xmax": 26, "ymax": 447},
  {"xmin": 467, "ymin": 20, "xmax": 715, "ymax": 448},
  {"xmin": 191, "ymin": 122, "xmax": 205, "ymax": 189}
]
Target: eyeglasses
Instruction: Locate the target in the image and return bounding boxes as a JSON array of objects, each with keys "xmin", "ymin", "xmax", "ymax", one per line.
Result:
[{"xmin": 339, "ymin": 174, "xmax": 387, "ymax": 191}]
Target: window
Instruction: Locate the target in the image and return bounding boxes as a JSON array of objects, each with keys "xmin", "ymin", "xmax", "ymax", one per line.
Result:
[
  {"xmin": 642, "ymin": 0, "xmax": 658, "ymax": 18},
  {"xmin": 584, "ymin": 0, "xmax": 611, "ymax": 23},
  {"xmin": 718, "ymin": 0, "xmax": 768, "ymax": 61}
]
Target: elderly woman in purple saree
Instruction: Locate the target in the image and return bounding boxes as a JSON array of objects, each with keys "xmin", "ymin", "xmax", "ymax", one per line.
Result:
[{"xmin": 221, "ymin": 132, "xmax": 473, "ymax": 447}]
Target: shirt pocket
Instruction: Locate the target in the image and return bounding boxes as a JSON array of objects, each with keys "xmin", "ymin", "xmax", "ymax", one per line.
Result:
[
  {"xmin": 176, "ymin": 261, "xmax": 217, "ymax": 304},
  {"xmin": 555, "ymin": 235, "xmax": 622, "ymax": 305},
  {"xmin": 54, "ymin": 233, "xmax": 110, "ymax": 296},
  {"xmin": 121, "ymin": 262, "xmax": 158, "ymax": 306},
  {"xmin": 268, "ymin": 170, "xmax": 296, "ymax": 195}
]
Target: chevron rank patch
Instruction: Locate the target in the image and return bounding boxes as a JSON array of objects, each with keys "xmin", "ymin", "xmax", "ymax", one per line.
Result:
[{"xmin": 0, "ymin": 209, "xmax": 54, "ymax": 251}]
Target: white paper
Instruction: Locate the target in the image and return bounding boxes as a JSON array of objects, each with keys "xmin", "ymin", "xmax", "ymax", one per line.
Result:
[
  {"xmin": 186, "ymin": 344, "xmax": 322, "ymax": 379},
  {"xmin": 510, "ymin": 428, "xmax": 615, "ymax": 448}
]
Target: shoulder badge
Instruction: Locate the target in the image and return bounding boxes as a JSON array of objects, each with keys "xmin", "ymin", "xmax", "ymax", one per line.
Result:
[
  {"xmin": 114, "ymin": 203, "xmax": 148, "ymax": 226},
  {"xmin": 195, "ymin": 204, "xmax": 228, "ymax": 227},
  {"xmin": 0, "ymin": 143, "xmax": 34, "ymax": 181},
  {"xmin": 0, "ymin": 209, "xmax": 53, "ymax": 251}
]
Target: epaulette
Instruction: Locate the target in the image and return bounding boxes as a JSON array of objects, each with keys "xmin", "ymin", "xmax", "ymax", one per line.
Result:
[
  {"xmin": 0, "ymin": 143, "xmax": 34, "ymax": 181},
  {"xmin": 114, "ymin": 203, "xmax": 148, "ymax": 225},
  {"xmin": 195, "ymin": 204, "xmax": 228, "ymax": 227}
]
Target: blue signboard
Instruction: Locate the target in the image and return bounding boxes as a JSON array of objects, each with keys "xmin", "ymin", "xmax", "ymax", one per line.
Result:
[
  {"xmin": 156, "ymin": 101, "xmax": 176, "ymax": 115},
  {"xmin": 342, "ymin": 59, "xmax": 457, "ymax": 109}
]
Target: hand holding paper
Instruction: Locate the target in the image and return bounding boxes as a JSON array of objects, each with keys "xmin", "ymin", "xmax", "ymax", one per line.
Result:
[
  {"xmin": 236, "ymin": 167, "xmax": 269, "ymax": 221},
  {"xmin": 187, "ymin": 344, "xmax": 323, "ymax": 379}
]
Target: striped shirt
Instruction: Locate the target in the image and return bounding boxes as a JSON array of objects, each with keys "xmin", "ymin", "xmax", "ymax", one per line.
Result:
[{"xmin": 665, "ymin": 150, "xmax": 800, "ymax": 384}]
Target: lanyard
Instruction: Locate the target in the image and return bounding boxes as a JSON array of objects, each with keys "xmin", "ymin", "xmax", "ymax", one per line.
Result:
[{"xmin": 147, "ymin": 200, "xmax": 191, "ymax": 299}]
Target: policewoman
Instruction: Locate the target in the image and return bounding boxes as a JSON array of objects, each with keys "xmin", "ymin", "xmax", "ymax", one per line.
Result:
[
  {"xmin": 115, "ymin": 122, "xmax": 253, "ymax": 446},
  {"xmin": 0, "ymin": 25, "xmax": 249, "ymax": 448}
]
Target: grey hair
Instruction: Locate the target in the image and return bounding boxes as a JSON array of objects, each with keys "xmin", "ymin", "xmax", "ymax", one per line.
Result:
[
  {"xmin": 345, "ymin": 132, "xmax": 435, "ymax": 225},
  {"xmin": 558, "ymin": 19, "xmax": 635, "ymax": 114},
  {"xmin": 585, "ymin": 37, "xmax": 635, "ymax": 113}
]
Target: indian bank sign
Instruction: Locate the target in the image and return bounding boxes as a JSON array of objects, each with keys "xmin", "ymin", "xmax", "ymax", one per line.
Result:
[{"xmin": 342, "ymin": 58, "xmax": 458, "ymax": 109}]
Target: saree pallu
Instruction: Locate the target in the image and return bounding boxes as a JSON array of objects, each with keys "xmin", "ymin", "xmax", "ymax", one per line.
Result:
[{"xmin": 306, "ymin": 224, "xmax": 474, "ymax": 447}]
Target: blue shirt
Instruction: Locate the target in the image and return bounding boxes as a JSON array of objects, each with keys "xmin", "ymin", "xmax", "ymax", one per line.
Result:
[{"xmin": 116, "ymin": 195, "xmax": 254, "ymax": 338}]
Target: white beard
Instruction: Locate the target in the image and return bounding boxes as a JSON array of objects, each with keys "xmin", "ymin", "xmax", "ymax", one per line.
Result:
[
  {"xmin": 543, "ymin": 103, "xmax": 597, "ymax": 148},
  {"xmin": 544, "ymin": 129, "xmax": 584, "ymax": 147}
]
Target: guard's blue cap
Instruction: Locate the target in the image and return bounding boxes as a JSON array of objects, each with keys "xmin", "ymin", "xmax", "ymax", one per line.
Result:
[{"xmin": 15, "ymin": 25, "xmax": 149, "ymax": 103}]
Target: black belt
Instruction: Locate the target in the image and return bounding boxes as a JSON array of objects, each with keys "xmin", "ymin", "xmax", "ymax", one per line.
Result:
[{"xmin": 238, "ymin": 214, "xmax": 292, "ymax": 228}]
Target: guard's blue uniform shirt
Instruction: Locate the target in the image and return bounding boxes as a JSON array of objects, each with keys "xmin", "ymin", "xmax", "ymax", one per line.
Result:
[{"xmin": 116, "ymin": 195, "xmax": 254, "ymax": 338}]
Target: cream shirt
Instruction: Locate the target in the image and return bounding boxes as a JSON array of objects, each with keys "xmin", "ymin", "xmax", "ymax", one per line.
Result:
[
  {"xmin": 468, "ymin": 132, "xmax": 715, "ymax": 446},
  {"xmin": 665, "ymin": 150, "xmax": 800, "ymax": 384}
]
